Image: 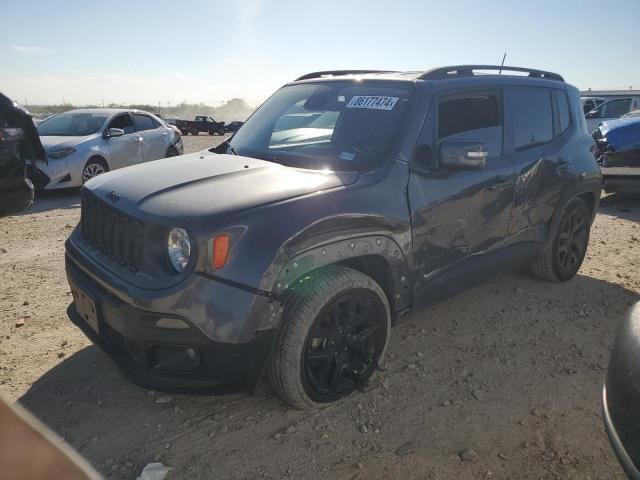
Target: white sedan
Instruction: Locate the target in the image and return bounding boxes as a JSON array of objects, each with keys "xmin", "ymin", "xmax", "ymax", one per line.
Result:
[{"xmin": 31, "ymin": 108, "xmax": 184, "ymax": 189}]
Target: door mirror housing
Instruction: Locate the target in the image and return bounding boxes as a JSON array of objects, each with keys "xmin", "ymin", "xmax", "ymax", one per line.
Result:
[
  {"xmin": 439, "ymin": 140, "xmax": 487, "ymax": 170},
  {"xmin": 586, "ymin": 110, "xmax": 599, "ymax": 119},
  {"xmin": 104, "ymin": 128, "xmax": 125, "ymax": 139}
]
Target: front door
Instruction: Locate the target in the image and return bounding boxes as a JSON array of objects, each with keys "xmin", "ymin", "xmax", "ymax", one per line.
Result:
[
  {"xmin": 106, "ymin": 113, "xmax": 143, "ymax": 169},
  {"xmin": 408, "ymin": 88, "xmax": 516, "ymax": 305}
]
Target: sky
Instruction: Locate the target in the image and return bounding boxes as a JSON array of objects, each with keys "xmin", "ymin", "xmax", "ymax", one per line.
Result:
[{"xmin": 1, "ymin": 0, "xmax": 639, "ymax": 107}]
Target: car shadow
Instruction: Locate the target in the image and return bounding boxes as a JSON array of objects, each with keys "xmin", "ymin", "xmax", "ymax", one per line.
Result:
[
  {"xmin": 599, "ymin": 192, "xmax": 640, "ymax": 222},
  {"xmin": 17, "ymin": 272, "xmax": 639, "ymax": 479},
  {"xmin": 16, "ymin": 189, "xmax": 81, "ymax": 216}
]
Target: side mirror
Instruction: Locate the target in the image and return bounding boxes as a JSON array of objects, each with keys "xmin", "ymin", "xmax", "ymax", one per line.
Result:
[
  {"xmin": 103, "ymin": 128, "xmax": 125, "ymax": 139},
  {"xmin": 586, "ymin": 110, "xmax": 599, "ymax": 119},
  {"xmin": 439, "ymin": 140, "xmax": 487, "ymax": 170}
]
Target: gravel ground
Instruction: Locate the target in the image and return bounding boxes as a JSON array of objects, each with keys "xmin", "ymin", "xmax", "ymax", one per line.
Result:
[{"xmin": 1, "ymin": 134, "xmax": 639, "ymax": 479}]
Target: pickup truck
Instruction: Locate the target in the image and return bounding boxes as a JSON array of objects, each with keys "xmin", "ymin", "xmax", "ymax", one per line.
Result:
[{"xmin": 175, "ymin": 116, "xmax": 226, "ymax": 136}]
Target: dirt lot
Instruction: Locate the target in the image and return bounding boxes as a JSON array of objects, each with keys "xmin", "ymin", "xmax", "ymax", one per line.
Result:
[{"xmin": 1, "ymin": 134, "xmax": 639, "ymax": 479}]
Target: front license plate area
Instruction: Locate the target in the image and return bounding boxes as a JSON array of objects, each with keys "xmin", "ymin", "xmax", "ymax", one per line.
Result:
[{"xmin": 71, "ymin": 282, "xmax": 100, "ymax": 334}]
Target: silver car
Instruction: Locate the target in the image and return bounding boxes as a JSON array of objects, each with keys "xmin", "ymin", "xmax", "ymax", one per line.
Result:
[{"xmin": 31, "ymin": 108, "xmax": 184, "ymax": 189}]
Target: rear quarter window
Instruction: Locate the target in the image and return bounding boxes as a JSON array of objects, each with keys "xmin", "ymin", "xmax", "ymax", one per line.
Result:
[{"xmin": 554, "ymin": 90, "xmax": 571, "ymax": 135}]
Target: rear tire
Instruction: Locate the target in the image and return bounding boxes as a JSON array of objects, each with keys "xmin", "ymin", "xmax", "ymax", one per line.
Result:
[
  {"xmin": 530, "ymin": 197, "xmax": 591, "ymax": 282},
  {"xmin": 82, "ymin": 157, "xmax": 109, "ymax": 184},
  {"xmin": 190, "ymin": 128, "xmax": 199, "ymax": 136},
  {"xmin": 269, "ymin": 266, "xmax": 390, "ymax": 409}
]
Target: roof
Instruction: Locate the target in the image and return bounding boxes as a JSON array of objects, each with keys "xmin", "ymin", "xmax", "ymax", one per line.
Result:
[
  {"xmin": 58, "ymin": 108, "xmax": 156, "ymax": 116},
  {"xmin": 293, "ymin": 65, "xmax": 564, "ymax": 84}
]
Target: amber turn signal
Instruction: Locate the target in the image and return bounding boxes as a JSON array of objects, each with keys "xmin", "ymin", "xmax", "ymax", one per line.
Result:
[{"xmin": 212, "ymin": 234, "xmax": 230, "ymax": 269}]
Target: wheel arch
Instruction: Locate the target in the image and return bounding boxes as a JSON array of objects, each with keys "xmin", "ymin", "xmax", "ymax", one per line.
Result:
[
  {"xmin": 257, "ymin": 235, "xmax": 412, "ymax": 331},
  {"xmin": 544, "ymin": 183, "xmax": 600, "ymax": 247},
  {"xmin": 85, "ymin": 154, "xmax": 109, "ymax": 171}
]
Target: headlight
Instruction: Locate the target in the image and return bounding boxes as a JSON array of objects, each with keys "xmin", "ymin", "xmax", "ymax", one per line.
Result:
[
  {"xmin": 47, "ymin": 147, "xmax": 76, "ymax": 159},
  {"xmin": 167, "ymin": 228, "xmax": 191, "ymax": 272}
]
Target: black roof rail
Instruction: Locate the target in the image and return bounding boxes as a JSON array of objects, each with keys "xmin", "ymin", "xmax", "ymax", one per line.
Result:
[
  {"xmin": 419, "ymin": 65, "xmax": 564, "ymax": 82},
  {"xmin": 295, "ymin": 70, "xmax": 399, "ymax": 81}
]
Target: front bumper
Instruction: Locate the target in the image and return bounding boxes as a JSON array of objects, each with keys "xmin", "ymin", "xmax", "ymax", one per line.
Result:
[
  {"xmin": 28, "ymin": 159, "xmax": 77, "ymax": 190},
  {"xmin": 65, "ymin": 246, "xmax": 278, "ymax": 394},
  {"xmin": 603, "ymin": 386, "xmax": 640, "ymax": 479},
  {"xmin": 174, "ymin": 138, "xmax": 184, "ymax": 154}
]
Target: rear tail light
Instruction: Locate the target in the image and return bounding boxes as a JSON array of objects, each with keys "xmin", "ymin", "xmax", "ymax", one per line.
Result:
[{"xmin": 173, "ymin": 128, "xmax": 181, "ymax": 142}]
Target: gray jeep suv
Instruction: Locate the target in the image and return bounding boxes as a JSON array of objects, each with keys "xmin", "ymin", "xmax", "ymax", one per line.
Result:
[{"xmin": 65, "ymin": 65, "xmax": 601, "ymax": 409}]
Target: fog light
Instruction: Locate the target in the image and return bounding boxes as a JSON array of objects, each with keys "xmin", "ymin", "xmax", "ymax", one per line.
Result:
[
  {"xmin": 148, "ymin": 345, "xmax": 200, "ymax": 372},
  {"xmin": 155, "ymin": 317, "xmax": 189, "ymax": 330}
]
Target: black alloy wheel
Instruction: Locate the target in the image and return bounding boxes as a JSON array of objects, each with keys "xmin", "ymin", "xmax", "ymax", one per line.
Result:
[{"xmin": 303, "ymin": 290, "xmax": 386, "ymax": 401}]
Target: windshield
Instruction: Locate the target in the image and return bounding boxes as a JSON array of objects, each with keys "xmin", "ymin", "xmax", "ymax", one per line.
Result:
[
  {"xmin": 37, "ymin": 111, "xmax": 109, "ymax": 136},
  {"xmin": 228, "ymin": 82, "xmax": 412, "ymax": 171}
]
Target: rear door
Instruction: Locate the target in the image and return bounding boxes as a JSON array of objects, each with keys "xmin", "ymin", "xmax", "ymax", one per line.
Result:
[
  {"xmin": 408, "ymin": 87, "xmax": 516, "ymax": 304},
  {"xmin": 106, "ymin": 113, "xmax": 143, "ymax": 169},
  {"xmin": 504, "ymin": 86, "xmax": 569, "ymax": 245},
  {"xmin": 132, "ymin": 113, "xmax": 168, "ymax": 161}
]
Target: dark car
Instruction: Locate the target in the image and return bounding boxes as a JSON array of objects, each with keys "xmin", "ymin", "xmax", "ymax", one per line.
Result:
[
  {"xmin": 604, "ymin": 302, "xmax": 640, "ymax": 479},
  {"xmin": 0, "ymin": 92, "xmax": 46, "ymax": 217},
  {"xmin": 65, "ymin": 66, "xmax": 601, "ymax": 409},
  {"xmin": 175, "ymin": 115, "xmax": 226, "ymax": 136},
  {"xmin": 224, "ymin": 121, "xmax": 244, "ymax": 133},
  {"xmin": 594, "ymin": 116, "xmax": 640, "ymax": 194}
]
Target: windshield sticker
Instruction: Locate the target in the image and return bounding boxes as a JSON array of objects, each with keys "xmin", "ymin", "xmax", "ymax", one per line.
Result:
[
  {"xmin": 346, "ymin": 96, "xmax": 399, "ymax": 111},
  {"xmin": 338, "ymin": 151, "xmax": 356, "ymax": 161}
]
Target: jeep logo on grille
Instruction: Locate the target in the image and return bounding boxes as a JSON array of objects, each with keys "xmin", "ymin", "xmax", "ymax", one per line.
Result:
[{"xmin": 107, "ymin": 191, "xmax": 120, "ymax": 203}]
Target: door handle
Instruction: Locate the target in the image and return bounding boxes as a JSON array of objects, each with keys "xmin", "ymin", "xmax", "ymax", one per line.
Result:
[
  {"xmin": 161, "ymin": 132, "xmax": 168, "ymax": 136},
  {"xmin": 487, "ymin": 175, "xmax": 512, "ymax": 191},
  {"xmin": 133, "ymin": 137, "xmax": 144, "ymax": 143}
]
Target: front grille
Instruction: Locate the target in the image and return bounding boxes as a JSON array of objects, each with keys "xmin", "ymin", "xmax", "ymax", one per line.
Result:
[{"xmin": 80, "ymin": 190, "xmax": 145, "ymax": 272}]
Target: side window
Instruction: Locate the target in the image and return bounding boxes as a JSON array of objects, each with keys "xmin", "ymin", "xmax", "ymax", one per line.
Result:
[
  {"xmin": 603, "ymin": 99, "xmax": 631, "ymax": 118},
  {"xmin": 554, "ymin": 90, "xmax": 571, "ymax": 135},
  {"xmin": 510, "ymin": 88, "xmax": 553, "ymax": 151},
  {"xmin": 437, "ymin": 92, "xmax": 503, "ymax": 159},
  {"xmin": 108, "ymin": 114, "xmax": 136, "ymax": 134},
  {"xmin": 133, "ymin": 114, "xmax": 157, "ymax": 131}
]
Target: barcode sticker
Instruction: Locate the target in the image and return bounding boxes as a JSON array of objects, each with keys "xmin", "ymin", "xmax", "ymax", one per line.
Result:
[{"xmin": 346, "ymin": 96, "xmax": 399, "ymax": 111}]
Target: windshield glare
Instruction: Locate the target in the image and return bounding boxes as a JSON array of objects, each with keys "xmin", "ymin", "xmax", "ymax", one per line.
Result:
[
  {"xmin": 229, "ymin": 82, "xmax": 412, "ymax": 171},
  {"xmin": 37, "ymin": 112, "xmax": 109, "ymax": 136}
]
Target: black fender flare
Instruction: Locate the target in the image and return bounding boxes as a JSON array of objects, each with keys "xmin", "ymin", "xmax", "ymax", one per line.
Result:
[{"xmin": 256, "ymin": 234, "xmax": 412, "ymax": 331}]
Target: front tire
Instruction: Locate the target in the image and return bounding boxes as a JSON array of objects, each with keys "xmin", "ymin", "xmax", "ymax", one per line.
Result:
[
  {"xmin": 82, "ymin": 157, "xmax": 109, "ymax": 184},
  {"xmin": 165, "ymin": 147, "xmax": 178, "ymax": 158},
  {"xmin": 530, "ymin": 197, "xmax": 591, "ymax": 282},
  {"xmin": 269, "ymin": 266, "xmax": 391, "ymax": 410}
]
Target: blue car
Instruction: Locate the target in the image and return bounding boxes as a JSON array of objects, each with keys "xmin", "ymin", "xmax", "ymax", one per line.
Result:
[{"xmin": 594, "ymin": 116, "xmax": 640, "ymax": 194}]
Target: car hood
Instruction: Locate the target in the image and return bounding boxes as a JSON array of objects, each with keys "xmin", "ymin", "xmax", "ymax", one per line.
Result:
[
  {"xmin": 85, "ymin": 150, "xmax": 359, "ymax": 221},
  {"xmin": 39, "ymin": 135, "xmax": 90, "ymax": 153},
  {"xmin": 598, "ymin": 117, "xmax": 640, "ymax": 150}
]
